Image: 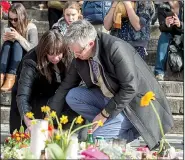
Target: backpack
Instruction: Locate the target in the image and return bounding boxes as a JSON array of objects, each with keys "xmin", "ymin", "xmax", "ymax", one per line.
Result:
[{"xmin": 167, "ymin": 35, "xmax": 184, "ymax": 72}]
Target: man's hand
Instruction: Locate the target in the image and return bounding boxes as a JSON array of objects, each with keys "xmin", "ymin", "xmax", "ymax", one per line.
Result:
[
  {"xmin": 172, "ymin": 14, "xmax": 181, "ymax": 28},
  {"xmin": 92, "ymin": 113, "xmax": 107, "ymax": 132},
  {"xmin": 123, "ymin": 1, "xmax": 132, "ymax": 7}
]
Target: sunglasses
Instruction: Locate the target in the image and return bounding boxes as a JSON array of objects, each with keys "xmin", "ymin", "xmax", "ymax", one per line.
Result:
[{"xmin": 8, "ymin": 17, "xmax": 18, "ymax": 22}]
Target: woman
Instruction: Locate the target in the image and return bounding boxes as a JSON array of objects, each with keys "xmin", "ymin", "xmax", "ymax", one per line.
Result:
[
  {"xmin": 52, "ymin": 1, "xmax": 83, "ymax": 35},
  {"xmin": 104, "ymin": 1, "xmax": 154, "ymax": 60},
  {"xmin": 0, "ymin": 3, "xmax": 38, "ymax": 91},
  {"xmin": 9, "ymin": 30, "xmax": 75, "ymax": 133},
  {"xmin": 154, "ymin": 1, "xmax": 183, "ymax": 81}
]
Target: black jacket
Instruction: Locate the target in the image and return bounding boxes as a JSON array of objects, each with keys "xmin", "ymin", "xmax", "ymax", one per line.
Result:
[
  {"xmin": 16, "ymin": 49, "xmax": 66, "ymax": 119},
  {"xmin": 158, "ymin": 2, "xmax": 184, "ymax": 35},
  {"xmin": 48, "ymin": 32, "xmax": 174, "ymax": 150}
]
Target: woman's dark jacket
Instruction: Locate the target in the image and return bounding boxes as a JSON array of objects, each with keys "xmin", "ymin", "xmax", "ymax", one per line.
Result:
[
  {"xmin": 48, "ymin": 32, "xmax": 174, "ymax": 150},
  {"xmin": 158, "ymin": 1, "xmax": 184, "ymax": 35},
  {"xmin": 15, "ymin": 49, "xmax": 66, "ymax": 119}
]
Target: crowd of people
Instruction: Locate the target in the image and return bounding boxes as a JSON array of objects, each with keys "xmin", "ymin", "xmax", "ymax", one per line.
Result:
[{"xmin": 0, "ymin": 1, "xmax": 183, "ymax": 151}]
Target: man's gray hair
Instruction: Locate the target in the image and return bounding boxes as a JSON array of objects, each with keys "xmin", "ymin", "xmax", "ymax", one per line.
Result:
[{"xmin": 64, "ymin": 19, "xmax": 97, "ymax": 47}]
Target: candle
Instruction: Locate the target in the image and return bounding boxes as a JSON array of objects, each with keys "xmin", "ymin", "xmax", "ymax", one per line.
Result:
[{"xmin": 30, "ymin": 119, "xmax": 48, "ymax": 158}]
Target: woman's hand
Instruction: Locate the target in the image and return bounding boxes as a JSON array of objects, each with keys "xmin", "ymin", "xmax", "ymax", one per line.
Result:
[
  {"xmin": 172, "ymin": 14, "xmax": 181, "ymax": 28},
  {"xmin": 165, "ymin": 16, "xmax": 174, "ymax": 27},
  {"xmin": 24, "ymin": 115, "xmax": 31, "ymax": 133},
  {"xmin": 3, "ymin": 33, "xmax": 14, "ymax": 41},
  {"xmin": 5, "ymin": 27, "xmax": 21, "ymax": 40}
]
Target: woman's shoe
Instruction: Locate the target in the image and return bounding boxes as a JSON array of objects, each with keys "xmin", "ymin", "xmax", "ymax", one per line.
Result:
[
  {"xmin": 0, "ymin": 74, "xmax": 5, "ymax": 87},
  {"xmin": 1, "ymin": 74, "xmax": 16, "ymax": 91}
]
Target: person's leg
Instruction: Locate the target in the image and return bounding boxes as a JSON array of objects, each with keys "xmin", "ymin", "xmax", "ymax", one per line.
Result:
[
  {"xmin": 154, "ymin": 32, "xmax": 171, "ymax": 79},
  {"xmin": 1, "ymin": 41, "xmax": 23, "ymax": 91},
  {"xmin": 9, "ymin": 82, "xmax": 25, "ymax": 134},
  {"xmin": 7, "ymin": 41, "xmax": 23, "ymax": 75},
  {"xmin": 0, "ymin": 41, "xmax": 13, "ymax": 74},
  {"xmin": 66, "ymin": 86, "xmax": 139, "ymax": 142}
]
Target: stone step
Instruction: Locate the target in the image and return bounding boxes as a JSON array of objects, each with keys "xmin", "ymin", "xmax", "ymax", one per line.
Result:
[
  {"xmin": 0, "ymin": 81, "xmax": 183, "ymax": 106},
  {"xmin": 1, "ymin": 97, "xmax": 183, "ymax": 124},
  {"xmin": 149, "ymin": 66, "xmax": 183, "ymax": 81},
  {"xmin": 0, "ymin": 115, "xmax": 183, "ymax": 144},
  {"xmin": 27, "ymin": 9, "xmax": 48, "ymax": 21}
]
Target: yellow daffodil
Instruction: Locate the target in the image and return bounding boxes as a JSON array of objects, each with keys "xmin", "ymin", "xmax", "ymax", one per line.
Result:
[
  {"xmin": 55, "ymin": 134, "xmax": 61, "ymax": 140},
  {"xmin": 25, "ymin": 112, "xmax": 34, "ymax": 119},
  {"xmin": 31, "ymin": 120, "xmax": 37, "ymax": 125},
  {"xmin": 41, "ymin": 106, "xmax": 51, "ymax": 113},
  {"xmin": 60, "ymin": 115, "xmax": 68, "ymax": 124},
  {"xmin": 97, "ymin": 120, "xmax": 103, "ymax": 126},
  {"xmin": 140, "ymin": 91, "xmax": 156, "ymax": 107},
  {"xmin": 75, "ymin": 116, "xmax": 84, "ymax": 124},
  {"xmin": 50, "ymin": 111, "xmax": 57, "ymax": 118}
]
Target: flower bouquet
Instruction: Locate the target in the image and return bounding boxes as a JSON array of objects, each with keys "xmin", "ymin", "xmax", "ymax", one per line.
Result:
[
  {"xmin": 1, "ymin": 126, "xmax": 31, "ymax": 159},
  {"xmin": 26, "ymin": 106, "xmax": 103, "ymax": 159}
]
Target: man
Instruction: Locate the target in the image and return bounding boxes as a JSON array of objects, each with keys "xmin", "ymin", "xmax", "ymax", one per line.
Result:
[{"xmin": 48, "ymin": 19, "xmax": 174, "ymax": 150}]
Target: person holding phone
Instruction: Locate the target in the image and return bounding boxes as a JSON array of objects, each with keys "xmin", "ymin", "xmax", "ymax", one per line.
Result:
[
  {"xmin": 154, "ymin": 1, "xmax": 183, "ymax": 81},
  {"xmin": 0, "ymin": 3, "xmax": 38, "ymax": 91}
]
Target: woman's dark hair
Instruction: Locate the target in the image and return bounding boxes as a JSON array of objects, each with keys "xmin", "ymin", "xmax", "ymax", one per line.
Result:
[
  {"xmin": 36, "ymin": 29, "xmax": 71, "ymax": 83},
  {"xmin": 8, "ymin": 3, "xmax": 28, "ymax": 37}
]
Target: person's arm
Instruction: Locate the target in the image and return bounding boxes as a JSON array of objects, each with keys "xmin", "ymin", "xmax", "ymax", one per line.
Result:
[
  {"xmin": 124, "ymin": 1, "xmax": 154, "ymax": 31},
  {"xmin": 123, "ymin": 1, "xmax": 141, "ymax": 31},
  {"xmin": 16, "ymin": 24, "xmax": 38, "ymax": 52},
  {"xmin": 104, "ymin": 41, "xmax": 138, "ymax": 118},
  {"xmin": 16, "ymin": 59, "xmax": 38, "ymax": 120},
  {"xmin": 103, "ymin": 1, "xmax": 118, "ymax": 31},
  {"xmin": 48, "ymin": 59, "xmax": 81, "ymax": 117}
]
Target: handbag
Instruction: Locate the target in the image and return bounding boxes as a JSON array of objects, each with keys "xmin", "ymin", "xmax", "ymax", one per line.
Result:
[{"xmin": 167, "ymin": 35, "xmax": 184, "ymax": 72}]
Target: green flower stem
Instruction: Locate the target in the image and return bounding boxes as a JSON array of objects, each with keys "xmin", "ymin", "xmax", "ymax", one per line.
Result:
[
  {"xmin": 150, "ymin": 101, "xmax": 165, "ymax": 137},
  {"xmin": 70, "ymin": 121, "xmax": 98, "ymax": 137},
  {"xmin": 67, "ymin": 118, "xmax": 77, "ymax": 143},
  {"xmin": 55, "ymin": 116, "xmax": 62, "ymax": 133},
  {"xmin": 150, "ymin": 101, "xmax": 170, "ymax": 153}
]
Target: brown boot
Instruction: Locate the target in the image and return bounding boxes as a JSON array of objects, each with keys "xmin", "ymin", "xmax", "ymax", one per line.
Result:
[
  {"xmin": 1, "ymin": 74, "xmax": 16, "ymax": 91},
  {"xmin": 0, "ymin": 74, "xmax": 5, "ymax": 87}
]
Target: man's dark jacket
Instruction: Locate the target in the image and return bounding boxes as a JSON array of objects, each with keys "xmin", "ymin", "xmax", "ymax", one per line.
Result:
[{"xmin": 48, "ymin": 32, "xmax": 174, "ymax": 150}]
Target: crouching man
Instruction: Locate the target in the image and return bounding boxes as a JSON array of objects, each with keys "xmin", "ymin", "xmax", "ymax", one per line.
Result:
[{"xmin": 48, "ymin": 19, "xmax": 174, "ymax": 150}]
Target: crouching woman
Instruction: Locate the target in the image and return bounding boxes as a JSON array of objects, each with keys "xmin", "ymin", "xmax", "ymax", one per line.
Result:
[{"xmin": 9, "ymin": 29, "xmax": 74, "ymax": 133}]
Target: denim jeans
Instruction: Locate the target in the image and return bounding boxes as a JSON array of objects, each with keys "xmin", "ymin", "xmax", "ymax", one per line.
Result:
[
  {"xmin": 0, "ymin": 41, "xmax": 24, "ymax": 75},
  {"xmin": 154, "ymin": 32, "xmax": 172, "ymax": 76},
  {"xmin": 66, "ymin": 86, "xmax": 140, "ymax": 142}
]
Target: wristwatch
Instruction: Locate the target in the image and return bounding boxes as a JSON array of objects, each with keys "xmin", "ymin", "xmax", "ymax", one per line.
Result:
[{"xmin": 101, "ymin": 109, "xmax": 110, "ymax": 118}]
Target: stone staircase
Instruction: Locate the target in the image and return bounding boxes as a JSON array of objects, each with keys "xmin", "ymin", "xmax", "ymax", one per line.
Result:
[{"xmin": 0, "ymin": 8, "xmax": 183, "ymax": 147}]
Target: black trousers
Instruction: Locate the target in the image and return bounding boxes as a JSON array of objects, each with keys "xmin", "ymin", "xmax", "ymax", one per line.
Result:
[{"xmin": 48, "ymin": 7, "xmax": 63, "ymax": 29}]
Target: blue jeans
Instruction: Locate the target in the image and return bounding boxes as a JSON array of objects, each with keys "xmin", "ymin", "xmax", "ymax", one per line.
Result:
[
  {"xmin": 154, "ymin": 32, "xmax": 172, "ymax": 75},
  {"xmin": 0, "ymin": 41, "xmax": 24, "ymax": 75},
  {"xmin": 66, "ymin": 86, "xmax": 140, "ymax": 142}
]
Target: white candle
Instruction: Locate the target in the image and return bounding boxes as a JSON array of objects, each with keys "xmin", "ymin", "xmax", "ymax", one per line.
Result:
[{"xmin": 30, "ymin": 119, "xmax": 48, "ymax": 159}]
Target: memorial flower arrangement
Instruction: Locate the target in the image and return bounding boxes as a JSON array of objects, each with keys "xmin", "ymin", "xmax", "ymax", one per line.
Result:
[
  {"xmin": 26, "ymin": 106, "xmax": 103, "ymax": 159},
  {"xmin": 1, "ymin": 126, "xmax": 31, "ymax": 159}
]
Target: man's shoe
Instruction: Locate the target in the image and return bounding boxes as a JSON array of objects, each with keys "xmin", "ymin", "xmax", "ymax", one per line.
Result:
[{"xmin": 155, "ymin": 74, "xmax": 164, "ymax": 81}]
